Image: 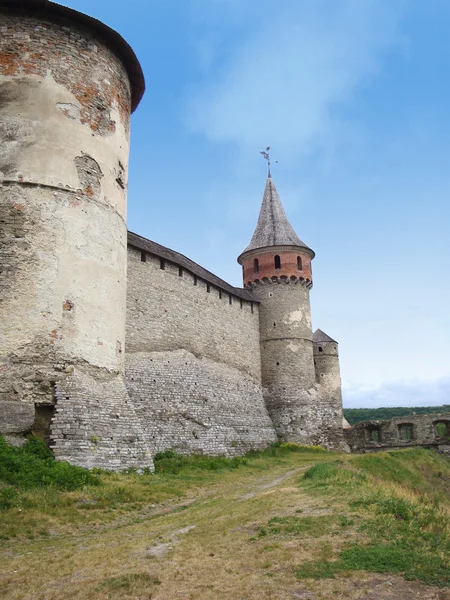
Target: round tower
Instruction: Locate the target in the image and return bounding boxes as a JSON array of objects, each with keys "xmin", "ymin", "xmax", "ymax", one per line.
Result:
[
  {"xmin": 313, "ymin": 330, "xmax": 341, "ymax": 393},
  {"xmin": 238, "ymin": 176, "xmax": 319, "ymax": 444},
  {"xmin": 0, "ymin": 1, "xmax": 152, "ymax": 469},
  {"xmin": 313, "ymin": 329, "xmax": 346, "ymax": 440}
]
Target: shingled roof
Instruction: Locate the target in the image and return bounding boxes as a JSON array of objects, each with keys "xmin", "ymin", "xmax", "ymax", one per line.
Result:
[
  {"xmin": 239, "ymin": 176, "xmax": 314, "ymax": 259},
  {"xmin": 128, "ymin": 231, "xmax": 255, "ymax": 302},
  {"xmin": 313, "ymin": 329, "xmax": 338, "ymax": 344}
]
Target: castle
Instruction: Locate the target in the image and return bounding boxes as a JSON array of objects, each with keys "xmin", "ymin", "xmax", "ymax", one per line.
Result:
[{"xmin": 0, "ymin": 0, "xmax": 347, "ymax": 470}]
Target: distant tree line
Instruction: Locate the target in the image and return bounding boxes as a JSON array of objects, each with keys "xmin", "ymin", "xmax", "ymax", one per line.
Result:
[{"xmin": 343, "ymin": 405, "xmax": 450, "ymax": 426}]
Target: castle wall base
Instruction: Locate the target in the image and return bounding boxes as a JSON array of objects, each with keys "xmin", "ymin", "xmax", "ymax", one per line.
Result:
[
  {"xmin": 265, "ymin": 385, "xmax": 348, "ymax": 451},
  {"xmin": 126, "ymin": 350, "xmax": 277, "ymax": 456},
  {"xmin": 51, "ymin": 367, "xmax": 154, "ymax": 471}
]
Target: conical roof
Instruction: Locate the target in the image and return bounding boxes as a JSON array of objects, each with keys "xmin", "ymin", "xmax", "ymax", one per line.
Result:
[
  {"xmin": 313, "ymin": 329, "xmax": 338, "ymax": 344},
  {"xmin": 239, "ymin": 176, "xmax": 313, "ymax": 258}
]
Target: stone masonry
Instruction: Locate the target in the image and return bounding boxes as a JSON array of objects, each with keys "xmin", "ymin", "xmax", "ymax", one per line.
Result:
[{"xmin": 345, "ymin": 413, "xmax": 450, "ymax": 456}]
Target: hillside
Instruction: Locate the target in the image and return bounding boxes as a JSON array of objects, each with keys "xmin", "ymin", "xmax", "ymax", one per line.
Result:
[
  {"xmin": 1, "ymin": 439, "xmax": 450, "ymax": 599},
  {"xmin": 344, "ymin": 405, "xmax": 450, "ymax": 425}
]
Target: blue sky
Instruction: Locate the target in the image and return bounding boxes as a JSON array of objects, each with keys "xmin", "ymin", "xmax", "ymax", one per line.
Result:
[{"xmin": 62, "ymin": 0, "xmax": 449, "ymax": 408}]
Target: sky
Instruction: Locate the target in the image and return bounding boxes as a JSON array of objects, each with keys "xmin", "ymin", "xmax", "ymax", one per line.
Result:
[{"xmin": 62, "ymin": 0, "xmax": 449, "ymax": 409}]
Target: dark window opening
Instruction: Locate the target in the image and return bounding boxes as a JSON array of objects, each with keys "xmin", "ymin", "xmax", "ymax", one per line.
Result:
[
  {"xmin": 318, "ymin": 346, "xmax": 323, "ymax": 352},
  {"xmin": 207, "ymin": 283, "xmax": 211, "ymax": 293},
  {"xmin": 398, "ymin": 423, "xmax": 414, "ymax": 441},
  {"xmin": 219, "ymin": 290, "xmax": 222, "ymax": 299},
  {"xmin": 240, "ymin": 299, "xmax": 243, "ymax": 309},
  {"xmin": 274, "ymin": 255, "xmax": 281, "ymax": 269},
  {"xmin": 178, "ymin": 266, "xmax": 183, "ymax": 277},
  {"xmin": 160, "ymin": 259, "xmax": 165, "ymax": 270},
  {"xmin": 254, "ymin": 258, "xmax": 259, "ymax": 273},
  {"xmin": 194, "ymin": 276, "xmax": 198, "ymax": 286},
  {"xmin": 297, "ymin": 256, "xmax": 302, "ymax": 270},
  {"xmin": 250, "ymin": 302, "xmax": 254, "ymax": 314},
  {"xmin": 434, "ymin": 421, "xmax": 450, "ymax": 440},
  {"xmin": 229, "ymin": 294, "xmax": 232, "ymax": 305},
  {"xmin": 366, "ymin": 425, "xmax": 382, "ymax": 443},
  {"xmin": 140, "ymin": 251, "xmax": 146, "ymax": 263}
]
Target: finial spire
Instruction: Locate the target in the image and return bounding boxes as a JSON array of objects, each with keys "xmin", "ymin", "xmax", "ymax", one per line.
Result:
[{"xmin": 260, "ymin": 146, "xmax": 272, "ymax": 178}]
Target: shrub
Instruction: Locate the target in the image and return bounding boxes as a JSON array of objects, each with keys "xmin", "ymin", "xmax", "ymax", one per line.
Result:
[{"xmin": 0, "ymin": 436, "xmax": 101, "ymax": 498}]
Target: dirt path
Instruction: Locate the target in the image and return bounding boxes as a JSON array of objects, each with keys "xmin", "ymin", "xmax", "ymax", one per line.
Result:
[{"xmin": 238, "ymin": 467, "xmax": 307, "ymax": 500}]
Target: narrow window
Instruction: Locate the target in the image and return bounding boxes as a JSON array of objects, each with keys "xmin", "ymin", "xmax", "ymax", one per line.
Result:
[
  {"xmin": 250, "ymin": 302, "xmax": 254, "ymax": 314},
  {"xmin": 240, "ymin": 299, "xmax": 243, "ymax": 309},
  {"xmin": 193, "ymin": 276, "xmax": 198, "ymax": 286},
  {"xmin": 178, "ymin": 266, "xmax": 183, "ymax": 277},
  {"xmin": 140, "ymin": 251, "xmax": 146, "ymax": 262},
  {"xmin": 207, "ymin": 283, "xmax": 211, "ymax": 293},
  {"xmin": 434, "ymin": 421, "xmax": 450, "ymax": 439},
  {"xmin": 229, "ymin": 294, "xmax": 232, "ymax": 305},
  {"xmin": 366, "ymin": 426, "xmax": 381, "ymax": 443},
  {"xmin": 160, "ymin": 259, "xmax": 165, "ymax": 270},
  {"xmin": 398, "ymin": 424, "xmax": 413, "ymax": 441},
  {"xmin": 274, "ymin": 255, "xmax": 281, "ymax": 269},
  {"xmin": 297, "ymin": 256, "xmax": 302, "ymax": 270},
  {"xmin": 219, "ymin": 290, "xmax": 222, "ymax": 299},
  {"xmin": 254, "ymin": 258, "xmax": 259, "ymax": 273}
]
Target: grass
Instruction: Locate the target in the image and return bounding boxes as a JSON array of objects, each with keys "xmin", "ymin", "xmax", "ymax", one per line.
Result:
[
  {"xmin": 95, "ymin": 572, "xmax": 161, "ymax": 591},
  {"xmin": 0, "ymin": 438, "xmax": 330, "ymax": 540},
  {"xmin": 2, "ymin": 438, "xmax": 450, "ymax": 598},
  {"xmin": 294, "ymin": 449, "xmax": 450, "ymax": 587}
]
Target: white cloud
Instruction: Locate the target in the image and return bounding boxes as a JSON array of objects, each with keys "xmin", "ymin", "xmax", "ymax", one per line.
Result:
[
  {"xmin": 343, "ymin": 376, "xmax": 450, "ymax": 409},
  {"xmin": 187, "ymin": 0, "xmax": 404, "ymax": 161}
]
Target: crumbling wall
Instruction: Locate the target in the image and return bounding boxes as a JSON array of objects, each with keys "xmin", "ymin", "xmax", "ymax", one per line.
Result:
[
  {"xmin": 345, "ymin": 413, "xmax": 450, "ymax": 455},
  {"xmin": 125, "ymin": 247, "xmax": 276, "ymax": 454}
]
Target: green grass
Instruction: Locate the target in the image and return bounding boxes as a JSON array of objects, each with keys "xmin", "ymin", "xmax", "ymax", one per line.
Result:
[
  {"xmin": 153, "ymin": 442, "xmax": 327, "ymax": 474},
  {"xmin": 4, "ymin": 437, "xmax": 450, "ymax": 589},
  {"xmin": 0, "ymin": 437, "xmax": 331, "ymax": 540},
  {"xmin": 95, "ymin": 573, "xmax": 161, "ymax": 591},
  {"xmin": 256, "ymin": 514, "xmax": 340, "ymax": 539},
  {"xmin": 0, "ymin": 436, "xmax": 101, "ymax": 509},
  {"xmin": 153, "ymin": 448, "xmax": 248, "ymax": 474},
  {"xmin": 295, "ymin": 449, "xmax": 450, "ymax": 587}
]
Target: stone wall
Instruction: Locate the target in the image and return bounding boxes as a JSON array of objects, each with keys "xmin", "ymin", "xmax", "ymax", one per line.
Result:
[
  {"xmin": 345, "ymin": 413, "xmax": 450, "ymax": 454},
  {"xmin": 126, "ymin": 350, "xmax": 276, "ymax": 455},
  {"xmin": 126, "ymin": 246, "xmax": 262, "ymax": 381},
  {"xmin": 125, "ymin": 246, "xmax": 277, "ymax": 454},
  {"xmin": 51, "ymin": 367, "xmax": 154, "ymax": 471}
]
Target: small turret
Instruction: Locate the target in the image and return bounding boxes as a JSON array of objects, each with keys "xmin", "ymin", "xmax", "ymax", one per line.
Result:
[{"xmin": 313, "ymin": 329, "xmax": 346, "ymax": 446}]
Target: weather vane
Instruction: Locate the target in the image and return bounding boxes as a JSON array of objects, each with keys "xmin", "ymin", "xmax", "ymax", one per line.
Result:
[{"xmin": 260, "ymin": 146, "xmax": 277, "ymax": 177}]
